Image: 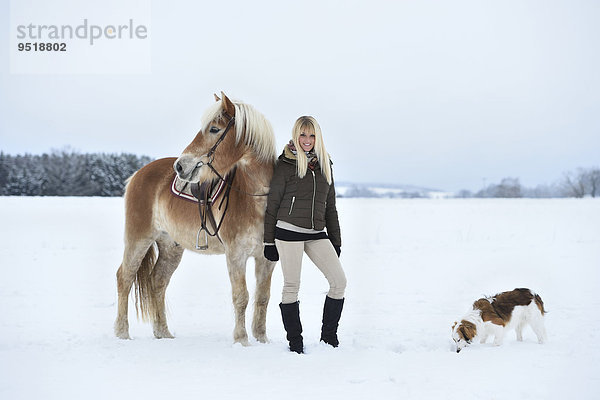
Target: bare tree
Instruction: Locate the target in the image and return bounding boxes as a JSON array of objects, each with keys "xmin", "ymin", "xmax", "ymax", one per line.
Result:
[
  {"xmin": 522, "ymin": 183, "xmax": 563, "ymax": 198},
  {"xmin": 475, "ymin": 177, "xmax": 522, "ymax": 198},
  {"xmin": 561, "ymin": 167, "xmax": 600, "ymax": 198},
  {"xmin": 456, "ymin": 189, "xmax": 473, "ymax": 198},
  {"xmin": 588, "ymin": 168, "xmax": 600, "ymax": 197},
  {"xmin": 495, "ymin": 177, "xmax": 522, "ymax": 198}
]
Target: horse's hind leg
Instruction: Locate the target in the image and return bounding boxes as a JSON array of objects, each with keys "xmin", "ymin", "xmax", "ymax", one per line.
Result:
[
  {"xmin": 252, "ymin": 255, "xmax": 276, "ymax": 343},
  {"xmin": 115, "ymin": 239, "xmax": 155, "ymax": 339},
  {"xmin": 149, "ymin": 234, "xmax": 184, "ymax": 339},
  {"xmin": 226, "ymin": 251, "xmax": 250, "ymax": 345}
]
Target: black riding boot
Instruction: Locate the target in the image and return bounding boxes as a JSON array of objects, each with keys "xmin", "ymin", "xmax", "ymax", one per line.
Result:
[
  {"xmin": 279, "ymin": 301, "xmax": 304, "ymax": 354},
  {"xmin": 320, "ymin": 296, "xmax": 344, "ymax": 347}
]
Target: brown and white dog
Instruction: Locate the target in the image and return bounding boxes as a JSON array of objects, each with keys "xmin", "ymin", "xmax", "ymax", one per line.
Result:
[{"xmin": 452, "ymin": 288, "xmax": 547, "ymax": 353}]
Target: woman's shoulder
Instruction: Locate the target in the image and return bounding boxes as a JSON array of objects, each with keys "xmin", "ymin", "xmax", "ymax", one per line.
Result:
[
  {"xmin": 276, "ymin": 147, "xmax": 296, "ymax": 165},
  {"xmin": 273, "ymin": 154, "xmax": 296, "ymax": 176}
]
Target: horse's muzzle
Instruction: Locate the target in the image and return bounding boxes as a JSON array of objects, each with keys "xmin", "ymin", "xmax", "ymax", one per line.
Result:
[
  {"xmin": 174, "ymin": 159, "xmax": 189, "ymax": 180},
  {"xmin": 174, "ymin": 157, "xmax": 195, "ymax": 181},
  {"xmin": 174, "ymin": 155, "xmax": 208, "ymax": 182},
  {"xmin": 175, "ymin": 160, "xmax": 184, "ymax": 174}
]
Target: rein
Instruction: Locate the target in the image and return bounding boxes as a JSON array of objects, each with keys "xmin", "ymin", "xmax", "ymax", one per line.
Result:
[
  {"xmin": 191, "ymin": 167, "xmax": 236, "ymax": 250},
  {"xmin": 187, "ymin": 112, "xmax": 270, "ymax": 249}
]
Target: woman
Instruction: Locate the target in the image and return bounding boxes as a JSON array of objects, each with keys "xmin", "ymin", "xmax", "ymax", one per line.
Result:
[{"xmin": 263, "ymin": 116, "xmax": 347, "ymax": 354}]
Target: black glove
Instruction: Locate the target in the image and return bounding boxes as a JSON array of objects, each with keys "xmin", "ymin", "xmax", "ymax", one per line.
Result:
[
  {"xmin": 264, "ymin": 245, "xmax": 279, "ymax": 261},
  {"xmin": 333, "ymin": 245, "xmax": 341, "ymax": 258}
]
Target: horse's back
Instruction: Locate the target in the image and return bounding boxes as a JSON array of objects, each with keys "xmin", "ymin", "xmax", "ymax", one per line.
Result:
[
  {"xmin": 125, "ymin": 157, "xmax": 225, "ymax": 252},
  {"xmin": 127, "ymin": 157, "xmax": 176, "ymax": 191},
  {"xmin": 124, "ymin": 158, "xmax": 176, "ymax": 239}
]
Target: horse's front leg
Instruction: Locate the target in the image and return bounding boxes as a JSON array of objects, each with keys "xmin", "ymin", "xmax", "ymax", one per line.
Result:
[
  {"xmin": 225, "ymin": 251, "xmax": 250, "ymax": 345},
  {"xmin": 252, "ymin": 255, "xmax": 276, "ymax": 343}
]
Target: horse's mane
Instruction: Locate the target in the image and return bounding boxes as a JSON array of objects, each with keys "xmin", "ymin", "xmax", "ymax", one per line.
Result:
[{"xmin": 201, "ymin": 100, "xmax": 276, "ymax": 163}]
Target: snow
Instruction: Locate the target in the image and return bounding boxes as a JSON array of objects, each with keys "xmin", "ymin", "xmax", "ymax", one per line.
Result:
[{"xmin": 1, "ymin": 196, "xmax": 599, "ymax": 399}]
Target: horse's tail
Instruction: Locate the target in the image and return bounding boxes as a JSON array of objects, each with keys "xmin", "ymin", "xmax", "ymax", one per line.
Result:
[{"xmin": 134, "ymin": 243, "xmax": 158, "ymax": 323}]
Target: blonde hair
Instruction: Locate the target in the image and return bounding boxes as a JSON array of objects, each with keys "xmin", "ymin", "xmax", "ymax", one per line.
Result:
[{"xmin": 292, "ymin": 116, "xmax": 332, "ymax": 184}]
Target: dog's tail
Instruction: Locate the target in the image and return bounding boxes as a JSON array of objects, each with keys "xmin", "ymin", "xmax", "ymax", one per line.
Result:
[{"xmin": 533, "ymin": 292, "xmax": 547, "ymax": 315}]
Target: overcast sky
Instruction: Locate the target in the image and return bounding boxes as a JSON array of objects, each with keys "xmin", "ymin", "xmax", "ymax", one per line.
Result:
[{"xmin": 1, "ymin": 0, "xmax": 599, "ymax": 191}]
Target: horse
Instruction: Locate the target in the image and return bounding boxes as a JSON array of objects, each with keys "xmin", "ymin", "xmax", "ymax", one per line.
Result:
[{"xmin": 114, "ymin": 92, "xmax": 277, "ymax": 345}]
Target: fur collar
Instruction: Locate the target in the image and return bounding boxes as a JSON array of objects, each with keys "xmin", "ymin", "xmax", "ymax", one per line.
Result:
[
  {"xmin": 280, "ymin": 141, "xmax": 318, "ymax": 170},
  {"xmin": 283, "ymin": 145, "xmax": 297, "ymax": 160}
]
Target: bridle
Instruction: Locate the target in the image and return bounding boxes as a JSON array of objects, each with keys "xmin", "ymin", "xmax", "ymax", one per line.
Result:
[
  {"xmin": 189, "ymin": 113, "xmax": 270, "ymax": 197},
  {"xmin": 183, "ymin": 112, "xmax": 269, "ymax": 250},
  {"xmin": 191, "ymin": 112, "xmax": 236, "ymax": 184}
]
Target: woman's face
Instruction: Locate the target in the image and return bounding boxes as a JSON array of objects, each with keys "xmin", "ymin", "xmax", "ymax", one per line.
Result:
[{"xmin": 299, "ymin": 131, "xmax": 315, "ymax": 152}]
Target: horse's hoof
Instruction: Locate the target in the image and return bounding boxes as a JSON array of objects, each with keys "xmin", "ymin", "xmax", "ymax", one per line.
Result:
[
  {"xmin": 154, "ymin": 333, "xmax": 175, "ymax": 339},
  {"xmin": 153, "ymin": 327, "xmax": 175, "ymax": 339},
  {"xmin": 254, "ymin": 334, "xmax": 269, "ymax": 344},
  {"xmin": 234, "ymin": 336, "xmax": 250, "ymax": 346},
  {"xmin": 114, "ymin": 321, "xmax": 131, "ymax": 339},
  {"xmin": 115, "ymin": 331, "xmax": 131, "ymax": 340}
]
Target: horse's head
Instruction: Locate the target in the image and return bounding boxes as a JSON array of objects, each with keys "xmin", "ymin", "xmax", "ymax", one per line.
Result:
[{"xmin": 174, "ymin": 92, "xmax": 276, "ymax": 183}]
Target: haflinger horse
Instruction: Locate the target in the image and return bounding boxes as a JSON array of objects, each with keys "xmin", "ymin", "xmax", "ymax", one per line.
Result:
[{"xmin": 115, "ymin": 92, "xmax": 277, "ymax": 345}]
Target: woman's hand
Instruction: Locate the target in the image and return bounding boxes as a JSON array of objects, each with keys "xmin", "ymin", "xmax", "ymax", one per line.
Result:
[{"xmin": 264, "ymin": 245, "xmax": 279, "ymax": 262}]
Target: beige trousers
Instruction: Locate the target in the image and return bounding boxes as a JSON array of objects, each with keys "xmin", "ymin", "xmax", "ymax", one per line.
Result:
[{"xmin": 275, "ymin": 239, "xmax": 347, "ymax": 304}]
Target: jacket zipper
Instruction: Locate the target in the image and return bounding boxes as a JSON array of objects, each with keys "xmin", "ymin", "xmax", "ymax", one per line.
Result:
[
  {"xmin": 288, "ymin": 196, "xmax": 296, "ymax": 215},
  {"xmin": 310, "ymin": 170, "xmax": 316, "ymax": 229}
]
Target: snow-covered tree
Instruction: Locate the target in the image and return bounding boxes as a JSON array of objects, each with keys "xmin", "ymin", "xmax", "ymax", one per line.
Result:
[{"xmin": 0, "ymin": 151, "xmax": 152, "ymax": 196}]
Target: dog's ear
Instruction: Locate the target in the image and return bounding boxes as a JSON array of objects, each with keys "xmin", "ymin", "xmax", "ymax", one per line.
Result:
[
  {"xmin": 459, "ymin": 326, "xmax": 473, "ymax": 343},
  {"xmin": 452, "ymin": 321, "xmax": 458, "ymax": 331}
]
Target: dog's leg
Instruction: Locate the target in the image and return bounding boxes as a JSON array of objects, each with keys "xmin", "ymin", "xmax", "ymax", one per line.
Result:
[
  {"xmin": 530, "ymin": 316, "xmax": 548, "ymax": 344},
  {"xmin": 492, "ymin": 325, "xmax": 505, "ymax": 346},
  {"xmin": 479, "ymin": 332, "xmax": 489, "ymax": 344},
  {"xmin": 516, "ymin": 321, "xmax": 525, "ymax": 342}
]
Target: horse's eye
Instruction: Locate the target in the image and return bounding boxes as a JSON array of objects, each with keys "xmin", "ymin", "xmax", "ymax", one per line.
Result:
[{"xmin": 209, "ymin": 126, "xmax": 220, "ymax": 134}]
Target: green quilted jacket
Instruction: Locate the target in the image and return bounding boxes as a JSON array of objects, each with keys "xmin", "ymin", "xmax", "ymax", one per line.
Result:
[{"xmin": 264, "ymin": 147, "xmax": 341, "ymax": 246}]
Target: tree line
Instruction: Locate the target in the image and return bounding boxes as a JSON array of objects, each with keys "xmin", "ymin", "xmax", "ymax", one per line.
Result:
[
  {"xmin": 0, "ymin": 150, "xmax": 153, "ymax": 196},
  {"xmin": 456, "ymin": 167, "xmax": 600, "ymax": 198},
  {"xmin": 0, "ymin": 150, "xmax": 597, "ymax": 198}
]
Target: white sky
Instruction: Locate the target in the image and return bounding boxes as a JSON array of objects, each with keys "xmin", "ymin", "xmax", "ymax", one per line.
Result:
[{"xmin": 1, "ymin": 0, "xmax": 599, "ymax": 191}]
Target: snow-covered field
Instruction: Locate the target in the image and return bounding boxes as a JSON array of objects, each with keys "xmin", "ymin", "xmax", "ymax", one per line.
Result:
[{"xmin": 1, "ymin": 197, "xmax": 599, "ymax": 399}]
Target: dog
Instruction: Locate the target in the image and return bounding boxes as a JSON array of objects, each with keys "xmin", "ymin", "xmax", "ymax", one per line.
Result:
[{"xmin": 452, "ymin": 288, "xmax": 547, "ymax": 353}]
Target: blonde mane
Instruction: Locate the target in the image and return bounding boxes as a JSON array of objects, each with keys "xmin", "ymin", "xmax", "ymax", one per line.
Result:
[{"xmin": 201, "ymin": 99, "xmax": 276, "ymax": 163}]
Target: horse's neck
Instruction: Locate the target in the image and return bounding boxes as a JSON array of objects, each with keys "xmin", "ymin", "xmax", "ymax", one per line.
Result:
[{"xmin": 234, "ymin": 157, "xmax": 274, "ymax": 193}]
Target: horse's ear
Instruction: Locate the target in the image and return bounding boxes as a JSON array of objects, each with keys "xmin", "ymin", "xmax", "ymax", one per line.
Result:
[
  {"xmin": 214, "ymin": 93, "xmax": 221, "ymax": 102},
  {"xmin": 221, "ymin": 91, "xmax": 235, "ymax": 117}
]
